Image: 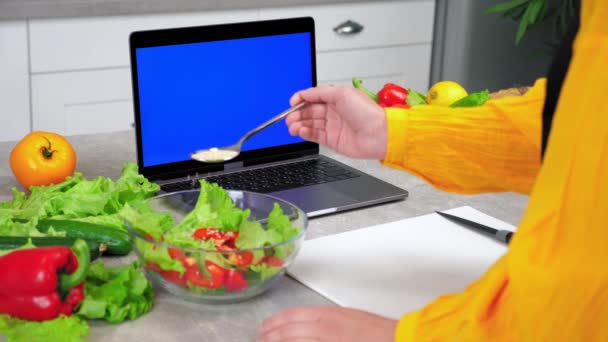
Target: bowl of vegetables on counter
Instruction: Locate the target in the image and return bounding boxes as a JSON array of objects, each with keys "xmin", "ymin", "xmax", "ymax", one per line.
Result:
[{"xmin": 123, "ymin": 180, "xmax": 308, "ymax": 304}]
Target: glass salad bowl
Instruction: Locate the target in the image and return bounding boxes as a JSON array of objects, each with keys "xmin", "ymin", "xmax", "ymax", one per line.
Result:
[{"xmin": 125, "ymin": 183, "xmax": 308, "ymax": 304}]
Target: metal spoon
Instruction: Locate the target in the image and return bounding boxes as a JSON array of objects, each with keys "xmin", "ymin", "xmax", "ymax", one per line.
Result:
[{"xmin": 191, "ymin": 102, "xmax": 307, "ymax": 163}]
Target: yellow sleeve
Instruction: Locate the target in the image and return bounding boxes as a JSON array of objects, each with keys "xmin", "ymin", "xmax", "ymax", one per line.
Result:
[
  {"xmin": 395, "ymin": 2, "xmax": 608, "ymax": 340},
  {"xmin": 382, "ymin": 79, "xmax": 545, "ymax": 194}
]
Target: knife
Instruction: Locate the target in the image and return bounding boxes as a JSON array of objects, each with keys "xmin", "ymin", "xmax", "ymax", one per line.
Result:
[{"xmin": 435, "ymin": 211, "xmax": 514, "ymax": 244}]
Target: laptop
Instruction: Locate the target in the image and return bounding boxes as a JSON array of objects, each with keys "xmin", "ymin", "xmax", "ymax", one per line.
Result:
[{"xmin": 129, "ymin": 17, "xmax": 408, "ymax": 217}]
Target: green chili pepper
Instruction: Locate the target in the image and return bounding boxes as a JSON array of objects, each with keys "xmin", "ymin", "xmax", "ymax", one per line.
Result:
[
  {"xmin": 450, "ymin": 89, "xmax": 490, "ymax": 107},
  {"xmin": 352, "ymin": 77, "xmax": 379, "ymax": 102}
]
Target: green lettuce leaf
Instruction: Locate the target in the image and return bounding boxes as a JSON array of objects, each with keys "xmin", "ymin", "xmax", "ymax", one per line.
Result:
[
  {"xmin": 0, "ymin": 216, "xmax": 44, "ymax": 237},
  {"xmin": 76, "ymin": 260, "xmax": 154, "ymax": 324},
  {"xmin": 163, "ymin": 230, "xmax": 215, "ymax": 250},
  {"xmin": 172, "ymin": 180, "xmax": 239, "ymax": 232},
  {"xmin": 264, "ymin": 203, "xmax": 299, "ymax": 258},
  {"xmin": 266, "ymin": 203, "xmax": 299, "ymax": 241},
  {"xmin": 0, "ymin": 162, "xmax": 159, "ymax": 235},
  {"xmin": 216, "ymin": 207, "xmax": 249, "ymax": 231},
  {"xmin": 0, "ymin": 188, "xmax": 27, "ymax": 210},
  {"xmin": 119, "ymin": 203, "xmax": 174, "ymax": 240},
  {"xmin": 235, "ymin": 220, "xmax": 282, "ymax": 250},
  {"xmin": 135, "ymin": 240, "xmax": 185, "ymax": 274},
  {"xmin": 171, "ymin": 186, "xmax": 215, "ymax": 232},
  {"xmin": 0, "ymin": 315, "xmax": 88, "ymax": 342},
  {"xmin": 113, "ymin": 162, "xmax": 162, "ymax": 205}
]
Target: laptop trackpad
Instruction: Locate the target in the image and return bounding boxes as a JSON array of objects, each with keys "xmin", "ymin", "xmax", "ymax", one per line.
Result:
[{"xmin": 272, "ymin": 186, "xmax": 356, "ymax": 215}]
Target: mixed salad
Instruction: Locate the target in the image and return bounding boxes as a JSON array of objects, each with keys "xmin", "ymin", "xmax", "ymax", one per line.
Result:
[{"xmin": 122, "ymin": 179, "xmax": 302, "ymax": 293}]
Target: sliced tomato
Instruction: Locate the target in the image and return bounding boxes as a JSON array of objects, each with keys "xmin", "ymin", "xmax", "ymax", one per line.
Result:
[
  {"xmin": 168, "ymin": 247, "xmax": 187, "ymax": 261},
  {"xmin": 192, "ymin": 228, "xmax": 218, "ymax": 241},
  {"xmin": 217, "ymin": 244, "xmax": 234, "ymax": 252},
  {"xmin": 146, "ymin": 261, "xmax": 187, "ymax": 286},
  {"xmin": 145, "ymin": 234, "xmax": 160, "ymax": 250},
  {"xmin": 185, "ymin": 260, "xmax": 225, "ymax": 289},
  {"xmin": 262, "ymin": 256, "xmax": 284, "ymax": 267},
  {"xmin": 212, "ymin": 231, "xmax": 239, "ymax": 247},
  {"xmin": 145, "ymin": 261, "xmax": 162, "ymax": 272},
  {"xmin": 160, "ymin": 269, "xmax": 187, "ymax": 286},
  {"xmin": 205, "ymin": 260, "xmax": 226, "ymax": 279},
  {"xmin": 192, "ymin": 228, "xmax": 239, "ymax": 249},
  {"xmin": 224, "ymin": 269, "xmax": 248, "ymax": 292},
  {"xmin": 186, "ymin": 269, "xmax": 221, "ymax": 289},
  {"xmin": 228, "ymin": 251, "xmax": 254, "ymax": 267},
  {"xmin": 221, "ymin": 231, "xmax": 239, "ymax": 243}
]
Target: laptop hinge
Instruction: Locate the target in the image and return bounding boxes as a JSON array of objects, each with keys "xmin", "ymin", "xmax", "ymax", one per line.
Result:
[
  {"xmin": 244, "ymin": 149, "xmax": 315, "ymax": 167},
  {"xmin": 224, "ymin": 160, "xmax": 244, "ymax": 170}
]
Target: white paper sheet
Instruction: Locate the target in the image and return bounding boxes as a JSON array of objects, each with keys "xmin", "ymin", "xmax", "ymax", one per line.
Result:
[{"xmin": 287, "ymin": 206, "xmax": 516, "ymax": 319}]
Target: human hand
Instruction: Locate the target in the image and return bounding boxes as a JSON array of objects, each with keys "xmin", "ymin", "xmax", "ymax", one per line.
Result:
[
  {"xmin": 287, "ymin": 86, "xmax": 388, "ymax": 159},
  {"xmin": 257, "ymin": 306, "xmax": 397, "ymax": 342}
]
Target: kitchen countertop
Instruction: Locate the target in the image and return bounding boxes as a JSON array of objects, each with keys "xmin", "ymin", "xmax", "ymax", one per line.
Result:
[
  {"xmin": 0, "ymin": 0, "xmax": 407, "ymax": 20},
  {"xmin": 0, "ymin": 130, "xmax": 528, "ymax": 342}
]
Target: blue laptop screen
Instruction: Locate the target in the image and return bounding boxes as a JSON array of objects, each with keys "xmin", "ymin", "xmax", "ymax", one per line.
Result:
[{"xmin": 135, "ymin": 32, "xmax": 312, "ymax": 167}]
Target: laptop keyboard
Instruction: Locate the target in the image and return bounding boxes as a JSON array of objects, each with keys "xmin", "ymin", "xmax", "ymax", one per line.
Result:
[{"xmin": 160, "ymin": 159, "xmax": 359, "ymax": 194}]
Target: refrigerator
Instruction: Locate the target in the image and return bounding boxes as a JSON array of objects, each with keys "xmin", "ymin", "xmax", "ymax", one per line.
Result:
[{"xmin": 430, "ymin": 0, "xmax": 555, "ymax": 92}]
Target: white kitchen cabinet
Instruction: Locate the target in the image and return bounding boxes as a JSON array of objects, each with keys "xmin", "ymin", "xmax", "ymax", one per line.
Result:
[
  {"xmin": 260, "ymin": 0, "xmax": 434, "ymax": 90},
  {"xmin": 29, "ymin": 10, "xmax": 259, "ymax": 73},
  {"xmin": 259, "ymin": 1, "xmax": 434, "ymax": 51},
  {"xmin": 0, "ymin": 21, "xmax": 30, "ymax": 142},
  {"xmin": 31, "ymin": 68, "xmax": 133, "ymax": 135},
  {"xmin": 17, "ymin": 0, "xmax": 435, "ymax": 138},
  {"xmin": 316, "ymin": 44, "xmax": 432, "ymax": 91},
  {"xmin": 27, "ymin": 9, "xmax": 258, "ymax": 137}
]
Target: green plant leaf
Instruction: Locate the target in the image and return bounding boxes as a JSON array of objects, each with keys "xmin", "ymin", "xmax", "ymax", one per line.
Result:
[
  {"xmin": 515, "ymin": 0, "xmax": 545, "ymax": 44},
  {"xmin": 529, "ymin": 0, "xmax": 546, "ymax": 22},
  {"xmin": 488, "ymin": 0, "xmax": 578, "ymax": 49},
  {"xmin": 485, "ymin": 0, "xmax": 530, "ymax": 14},
  {"xmin": 502, "ymin": 4, "xmax": 528, "ymax": 20}
]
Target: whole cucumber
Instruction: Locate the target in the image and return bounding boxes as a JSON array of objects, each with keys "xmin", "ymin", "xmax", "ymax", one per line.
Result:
[
  {"xmin": 0, "ymin": 236, "xmax": 104, "ymax": 260},
  {"xmin": 37, "ymin": 219, "xmax": 132, "ymax": 255}
]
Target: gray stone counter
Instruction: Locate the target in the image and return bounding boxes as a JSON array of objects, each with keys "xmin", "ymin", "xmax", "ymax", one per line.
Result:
[
  {"xmin": 0, "ymin": 130, "xmax": 527, "ymax": 342},
  {"xmin": 0, "ymin": 0, "xmax": 405, "ymax": 20}
]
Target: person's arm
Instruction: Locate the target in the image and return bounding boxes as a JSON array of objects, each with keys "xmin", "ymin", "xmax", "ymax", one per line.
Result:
[
  {"xmin": 396, "ymin": 1, "xmax": 608, "ymax": 339},
  {"xmin": 382, "ymin": 78, "xmax": 546, "ymax": 195}
]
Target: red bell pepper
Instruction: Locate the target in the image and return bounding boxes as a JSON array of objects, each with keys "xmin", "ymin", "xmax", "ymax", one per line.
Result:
[
  {"xmin": 352, "ymin": 77, "xmax": 410, "ymax": 108},
  {"xmin": 0, "ymin": 239, "xmax": 90, "ymax": 321},
  {"xmin": 377, "ymin": 83, "xmax": 409, "ymax": 108}
]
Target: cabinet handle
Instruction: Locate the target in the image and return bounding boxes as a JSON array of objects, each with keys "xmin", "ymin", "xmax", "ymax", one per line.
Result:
[{"xmin": 333, "ymin": 20, "xmax": 364, "ymax": 36}]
